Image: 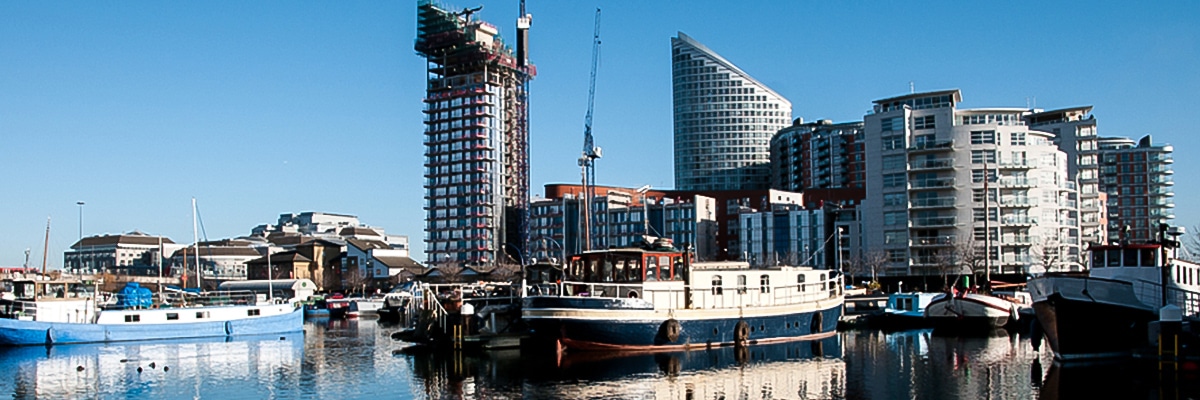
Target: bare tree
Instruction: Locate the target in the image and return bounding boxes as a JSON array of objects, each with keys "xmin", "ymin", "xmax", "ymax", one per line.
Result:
[
  {"xmin": 1031, "ymin": 236, "xmax": 1065, "ymax": 274},
  {"xmin": 845, "ymin": 250, "xmax": 887, "ymax": 291},
  {"xmin": 954, "ymin": 236, "xmax": 989, "ymax": 289},
  {"xmin": 932, "ymin": 246, "xmax": 960, "ymax": 291},
  {"xmin": 1184, "ymin": 225, "xmax": 1200, "ymax": 262},
  {"xmin": 490, "ymin": 261, "xmax": 522, "ymax": 283},
  {"xmin": 343, "ymin": 266, "xmax": 373, "ymax": 295}
]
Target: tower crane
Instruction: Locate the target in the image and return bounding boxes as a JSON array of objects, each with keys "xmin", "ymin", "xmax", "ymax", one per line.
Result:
[{"xmin": 579, "ymin": 8, "xmax": 602, "ymax": 251}]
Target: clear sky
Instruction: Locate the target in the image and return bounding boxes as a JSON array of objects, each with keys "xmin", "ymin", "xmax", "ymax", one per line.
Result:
[{"xmin": 2, "ymin": 1, "xmax": 1198, "ymax": 267}]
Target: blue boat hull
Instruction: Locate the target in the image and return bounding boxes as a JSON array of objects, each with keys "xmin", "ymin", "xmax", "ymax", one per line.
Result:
[
  {"xmin": 0, "ymin": 307, "xmax": 304, "ymax": 346},
  {"xmin": 524, "ymin": 297, "xmax": 842, "ymax": 351}
]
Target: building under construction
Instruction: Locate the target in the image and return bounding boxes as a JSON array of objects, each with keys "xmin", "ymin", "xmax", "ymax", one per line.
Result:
[{"xmin": 416, "ymin": 0, "xmax": 535, "ymax": 266}]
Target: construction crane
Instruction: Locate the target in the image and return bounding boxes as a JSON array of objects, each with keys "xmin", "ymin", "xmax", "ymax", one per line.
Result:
[{"xmin": 579, "ymin": 8, "xmax": 602, "ymax": 252}]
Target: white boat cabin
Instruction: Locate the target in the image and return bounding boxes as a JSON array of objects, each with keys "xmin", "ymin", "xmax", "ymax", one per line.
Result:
[{"xmin": 557, "ymin": 246, "xmax": 842, "ymax": 311}]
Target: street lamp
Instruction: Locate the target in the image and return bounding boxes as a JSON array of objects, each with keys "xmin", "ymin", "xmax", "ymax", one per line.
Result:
[{"xmin": 76, "ymin": 201, "xmax": 85, "ymax": 243}]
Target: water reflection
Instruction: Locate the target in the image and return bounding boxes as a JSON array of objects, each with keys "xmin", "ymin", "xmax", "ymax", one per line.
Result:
[
  {"xmin": 4, "ymin": 319, "xmax": 1199, "ymax": 399},
  {"xmin": 0, "ymin": 332, "xmax": 304, "ymax": 399},
  {"xmin": 403, "ymin": 336, "xmax": 845, "ymax": 399}
]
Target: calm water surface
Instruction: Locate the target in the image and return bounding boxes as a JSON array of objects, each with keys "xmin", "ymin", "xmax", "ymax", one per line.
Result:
[{"xmin": 0, "ymin": 318, "xmax": 1195, "ymax": 399}]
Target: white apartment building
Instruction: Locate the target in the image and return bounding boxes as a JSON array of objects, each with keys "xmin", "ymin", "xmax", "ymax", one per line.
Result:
[{"xmin": 862, "ymin": 90, "xmax": 1082, "ymax": 277}]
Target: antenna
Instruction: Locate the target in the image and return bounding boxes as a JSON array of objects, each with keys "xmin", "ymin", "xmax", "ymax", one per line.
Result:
[{"xmin": 909, "ymin": 81, "xmax": 914, "ymax": 94}]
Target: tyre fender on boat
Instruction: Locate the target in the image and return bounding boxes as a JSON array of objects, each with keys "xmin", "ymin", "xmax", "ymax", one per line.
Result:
[
  {"xmin": 660, "ymin": 319, "xmax": 681, "ymax": 343},
  {"xmin": 734, "ymin": 320, "xmax": 750, "ymax": 344}
]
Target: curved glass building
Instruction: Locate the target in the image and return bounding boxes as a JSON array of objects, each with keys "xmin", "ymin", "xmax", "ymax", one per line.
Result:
[{"xmin": 671, "ymin": 32, "xmax": 791, "ymax": 191}]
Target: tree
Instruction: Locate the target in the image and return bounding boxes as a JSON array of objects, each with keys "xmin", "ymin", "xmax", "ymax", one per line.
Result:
[
  {"xmin": 1184, "ymin": 224, "xmax": 1200, "ymax": 262},
  {"xmin": 1031, "ymin": 236, "xmax": 1065, "ymax": 274},
  {"xmin": 342, "ymin": 265, "xmax": 373, "ymax": 295},
  {"xmin": 845, "ymin": 250, "xmax": 887, "ymax": 291},
  {"xmin": 954, "ymin": 236, "xmax": 989, "ymax": 289}
]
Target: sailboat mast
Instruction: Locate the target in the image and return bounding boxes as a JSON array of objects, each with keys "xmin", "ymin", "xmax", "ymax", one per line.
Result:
[
  {"xmin": 192, "ymin": 197, "xmax": 201, "ymax": 290},
  {"xmin": 41, "ymin": 216, "xmax": 50, "ymax": 275}
]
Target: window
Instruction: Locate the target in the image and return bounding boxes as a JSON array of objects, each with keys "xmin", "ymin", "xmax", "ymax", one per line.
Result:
[
  {"xmin": 970, "ymin": 130, "xmax": 996, "ymax": 144},
  {"xmin": 882, "ymin": 135, "xmax": 904, "ymax": 151},
  {"xmin": 887, "ymin": 250, "xmax": 906, "ymax": 262},
  {"xmin": 971, "ymin": 150, "xmax": 996, "ymax": 164},
  {"xmin": 882, "ymin": 155, "xmax": 906, "ymax": 170},
  {"xmin": 880, "ymin": 116, "xmax": 903, "ymax": 132},
  {"xmin": 883, "ymin": 173, "xmax": 906, "ymax": 188},
  {"xmin": 884, "ymin": 230, "xmax": 907, "ymax": 245},
  {"xmin": 737, "ymin": 275, "xmax": 748, "ymax": 294},
  {"xmin": 797, "ymin": 274, "xmax": 806, "ymax": 291},
  {"xmin": 712, "ymin": 275, "xmax": 723, "ymax": 295},
  {"xmin": 914, "ymin": 115, "xmax": 936, "ymax": 130},
  {"xmin": 1010, "ymin": 132, "xmax": 1026, "ymax": 146},
  {"xmin": 760, "ymin": 275, "xmax": 771, "ymax": 294},
  {"xmin": 646, "ymin": 256, "xmax": 659, "ymax": 281},
  {"xmin": 196, "ymin": 311, "xmax": 210, "ymax": 319},
  {"xmin": 883, "ymin": 193, "xmax": 906, "ymax": 207},
  {"xmin": 124, "ymin": 314, "xmax": 141, "ymax": 323},
  {"xmin": 166, "ymin": 313, "xmax": 179, "ymax": 321},
  {"xmin": 884, "ymin": 212, "xmax": 906, "ymax": 226},
  {"xmin": 972, "ymin": 169, "xmax": 996, "ymax": 183},
  {"xmin": 247, "ymin": 309, "xmax": 261, "ymax": 316}
]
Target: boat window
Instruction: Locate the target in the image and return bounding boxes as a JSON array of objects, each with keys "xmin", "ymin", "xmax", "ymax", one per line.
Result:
[
  {"xmin": 124, "ymin": 314, "xmax": 141, "ymax": 323},
  {"xmin": 166, "ymin": 313, "xmax": 179, "ymax": 321},
  {"xmin": 569, "ymin": 259, "xmax": 584, "ymax": 280},
  {"xmin": 712, "ymin": 275, "xmax": 723, "ymax": 295},
  {"xmin": 628, "ymin": 258, "xmax": 643, "ymax": 282},
  {"xmin": 1124, "ymin": 249, "xmax": 1138, "ymax": 267},
  {"xmin": 248, "ymin": 309, "xmax": 261, "ymax": 316},
  {"xmin": 737, "ymin": 275, "xmax": 747, "ymax": 294},
  {"xmin": 196, "ymin": 311, "xmax": 209, "ymax": 319},
  {"xmin": 760, "ymin": 275, "xmax": 771, "ymax": 294},
  {"xmin": 1107, "ymin": 249, "xmax": 1121, "ymax": 266},
  {"xmin": 600, "ymin": 259, "xmax": 614, "ymax": 282},
  {"xmin": 1140, "ymin": 249, "xmax": 1156, "ymax": 267},
  {"xmin": 646, "ymin": 256, "xmax": 659, "ymax": 281},
  {"xmin": 672, "ymin": 256, "xmax": 684, "ymax": 281},
  {"xmin": 1093, "ymin": 251, "xmax": 1105, "ymax": 268},
  {"xmin": 798, "ymin": 275, "xmax": 806, "ymax": 291},
  {"xmin": 659, "ymin": 256, "xmax": 671, "ymax": 280}
]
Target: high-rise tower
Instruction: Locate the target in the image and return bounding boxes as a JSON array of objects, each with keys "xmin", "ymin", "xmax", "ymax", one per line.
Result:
[
  {"xmin": 416, "ymin": 0, "xmax": 535, "ymax": 265},
  {"xmin": 671, "ymin": 32, "xmax": 791, "ymax": 191}
]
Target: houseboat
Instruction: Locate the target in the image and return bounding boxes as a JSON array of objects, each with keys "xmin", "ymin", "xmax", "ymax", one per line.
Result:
[
  {"xmin": 866, "ymin": 292, "xmax": 941, "ymax": 331},
  {"xmin": 0, "ymin": 278, "xmax": 303, "ymax": 346},
  {"xmin": 521, "ymin": 238, "xmax": 844, "ymax": 351},
  {"xmin": 1027, "ymin": 228, "xmax": 1200, "ymax": 362}
]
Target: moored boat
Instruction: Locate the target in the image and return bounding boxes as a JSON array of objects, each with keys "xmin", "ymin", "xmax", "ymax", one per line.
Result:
[
  {"xmin": 866, "ymin": 292, "xmax": 940, "ymax": 331},
  {"xmin": 347, "ymin": 297, "xmax": 384, "ymax": 318},
  {"xmin": 521, "ymin": 237, "xmax": 844, "ymax": 352},
  {"xmin": 0, "ymin": 277, "xmax": 303, "ymax": 346},
  {"xmin": 924, "ymin": 291, "xmax": 1019, "ymax": 335},
  {"xmin": 1027, "ymin": 227, "xmax": 1200, "ymax": 362}
]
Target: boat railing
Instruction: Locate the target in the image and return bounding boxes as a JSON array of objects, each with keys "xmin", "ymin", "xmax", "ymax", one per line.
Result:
[
  {"xmin": 157, "ymin": 290, "xmax": 259, "ymax": 308},
  {"xmin": 551, "ymin": 278, "xmax": 843, "ymax": 309}
]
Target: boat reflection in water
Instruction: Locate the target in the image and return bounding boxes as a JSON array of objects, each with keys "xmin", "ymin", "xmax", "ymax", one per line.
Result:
[
  {"xmin": 0, "ymin": 332, "xmax": 304, "ymax": 398},
  {"xmin": 403, "ymin": 335, "xmax": 844, "ymax": 399}
]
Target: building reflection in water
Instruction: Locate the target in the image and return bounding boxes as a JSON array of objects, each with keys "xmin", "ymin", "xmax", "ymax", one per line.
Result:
[{"xmin": 0, "ymin": 332, "xmax": 304, "ymax": 399}]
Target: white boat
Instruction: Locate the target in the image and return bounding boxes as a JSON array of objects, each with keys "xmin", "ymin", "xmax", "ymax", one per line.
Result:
[
  {"xmin": 924, "ymin": 291, "xmax": 1019, "ymax": 335},
  {"xmin": 0, "ymin": 277, "xmax": 303, "ymax": 346},
  {"xmin": 1027, "ymin": 232, "xmax": 1200, "ymax": 361},
  {"xmin": 866, "ymin": 292, "xmax": 941, "ymax": 331},
  {"xmin": 522, "ymin": 238, "xmax": 844, "ymax": 351},
  {"xmin": 347, "ymin": 297, "xmax": 384, "ymax": 318}
]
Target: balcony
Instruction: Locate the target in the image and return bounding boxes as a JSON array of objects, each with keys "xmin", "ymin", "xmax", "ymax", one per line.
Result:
[
  {"xmin": 1000, "ymin": 235, "xmax": 1034, "ymax": 245},
  {"xmin": 909, "ymin": 178, "xmax": 956, "ymax": 190},
  {"xmin": 1150, "ymin": 165, "xmax": 1173, "ymax": 174},
  {"xmin": 1001, "ymin": 216, "xmax": 1037, "ymax": 226},
  {"xmin": 1152, "ymin": 176, "xmax": 1174, "ymax": 185},
  {"xmin": 1150, "ymin": 187, "xmax": 1175, "ymax": 197},
  {"xmin": 911, "ymin": 216, "xmax": 957, "ymax": 228},
  {"xmin": 998, "ymin": 197, "xmax": 1036, "ymax": 207},
  {"xmin": 1151, "ymin": 209, "xmax": 1176, "ymax": 219},
  {"xmin": 910, "ymin": 197, "xmax": 956, "ymax": 209},
  {"xmin": 1001, "ymin": 255, "xmax": 1033, "ymax": 265},
  {"xmin": 1150, "ymin": 154, "xmax": 1173, "ymax": 164},
  {"xmin": 910, "ymin": 236, "xmax": 954, "ymax": 247},
  {"xmin": 908, "ymin": 140, "xmax": 955, "ymax": 153},
  {"xmin": 998, "ymin": 160, "xmax": 1036, "ymax": 169},
  {"xmin": 996, "ymin": 177, "xmax": 1036, "ymax": 188},
  {"xmin": 909, "ymin": 159, "xmax": 955, "ymax": 171}
]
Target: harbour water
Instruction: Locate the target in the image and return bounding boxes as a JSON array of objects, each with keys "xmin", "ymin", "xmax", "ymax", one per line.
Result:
[{"xmin": 0, "ymin": 318, "xmax": 1195, "ymax": 399}]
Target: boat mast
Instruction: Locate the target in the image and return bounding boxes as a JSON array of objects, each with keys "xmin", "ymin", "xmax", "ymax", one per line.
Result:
[
  {"xmin": 192, "ymin": 197, "xmax": 201, "ymax": 290},
  {"xmin": 41, "ymin": 216, "xmax": 50, "ymax": 275}
]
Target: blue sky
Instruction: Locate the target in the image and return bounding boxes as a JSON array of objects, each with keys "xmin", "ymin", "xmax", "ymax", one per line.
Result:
[{"xmin": 2, "ymin": 1, "xmax": 1197, "ymax": 267}]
